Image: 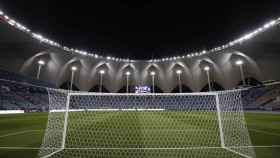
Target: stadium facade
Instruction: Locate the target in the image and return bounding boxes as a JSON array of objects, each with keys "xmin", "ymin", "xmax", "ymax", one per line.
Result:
[{"xmin": 0, "ymin": 12, "xmax": 280, "ymax": 92}]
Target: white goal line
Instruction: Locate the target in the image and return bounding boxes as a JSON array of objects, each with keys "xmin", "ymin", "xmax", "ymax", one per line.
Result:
[
  {"xmin": 50, "ymin": 109, "xmax": 166, "ymax": 112},
  {"xmin": 223, "ymin": 147, "xmax": 252, "ymax": 158},
  {"xmin": 1, "ymin": 145, "xmax": 280, "ymax": 150}
]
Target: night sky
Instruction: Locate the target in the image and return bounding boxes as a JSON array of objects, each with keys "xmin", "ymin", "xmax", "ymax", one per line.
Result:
[{"xmin": 0, "ymin": 1, "xmax": 280, "ymax": 59}]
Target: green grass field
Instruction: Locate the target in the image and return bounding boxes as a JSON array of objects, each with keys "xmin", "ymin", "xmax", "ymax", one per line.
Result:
[{"xmin": 0, "ymin": 112, "xmax": 279, "ymax": 158}]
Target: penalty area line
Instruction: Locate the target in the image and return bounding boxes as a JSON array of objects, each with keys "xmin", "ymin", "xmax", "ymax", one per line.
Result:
[
  {"xmin": 0, "ymin": 130, "xmax": 43, "ymax": 138},
  {"xmin": 249, "ymin": 128, "xmax": 280, "ymax": 137},
  {"xmin": 0, "ymin": 147, "xmax": 41, "ymax": 150},
  {"xmin": 229, "ymin": 145, "xmax": 280, "ymax": 148}
]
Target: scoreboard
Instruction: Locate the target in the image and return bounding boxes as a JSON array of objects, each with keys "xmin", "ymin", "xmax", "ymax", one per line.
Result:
[{"xmin": 135, "ymin": 86, "xmax": 151, "ymax": 93}]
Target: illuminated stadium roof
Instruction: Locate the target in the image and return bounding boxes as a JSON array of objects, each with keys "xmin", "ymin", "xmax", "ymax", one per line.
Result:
[
  {"xmin": 0, "ymin": 7, "xmax": 280, "ymax": 62},
  {"xmin": 1, "ymin": 7, "xmax": 280, "ymax": 92}
]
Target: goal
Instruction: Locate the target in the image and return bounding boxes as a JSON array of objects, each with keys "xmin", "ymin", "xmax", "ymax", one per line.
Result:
[{"xmin": 38, "ymin": 90, "xmax": 255, "ymax": 158}]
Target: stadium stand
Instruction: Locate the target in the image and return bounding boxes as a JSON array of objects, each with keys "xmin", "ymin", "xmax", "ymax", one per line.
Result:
[
  {"xmin": 0, "ymin": 69, "xmax": 54, "ymax": 112},
  {"xmin": 0, "ymin": 69, "xmax": 56, "ymax": 88},
  {"xmin": 0, "ymin": 68, "xmax": 280, "ymax": 112},
  {"xmin": 0, "ymin": 80, "xmax": 49, "ymax": 112},
  {"xmin": 1, "ymin": 81, "xmax": 280, "ymax": 112},
  {"xmin": 242, "ymin": 83, "xmax": 280, "ymax": 111}
]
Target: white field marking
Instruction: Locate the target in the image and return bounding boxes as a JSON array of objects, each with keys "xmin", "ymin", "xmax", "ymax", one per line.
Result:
[
  {"xmin": 67, "ymin": 129, "xmax": 211, "ymax": 133},
  {"xmin": 229, "ymin": 145, "xmax": 280, "ymax": 148},
  {"xmin": 63, "ymin": 147, "xmax": 224, "ymax": 150},
  {"xmin": 41, "ymin": 148, "xmax": 64, "ymax": 158},
  {"xmin": 50, "ymin": 109, "xmax": 166, "ymax": 113},
  {"xmin": 224, "ymin": 147, "xmax": 251, "ymax": 158},
  {"xmin": 0, "ymin": 145, "xmax": 280, "ymax": 150},
  {"xmin": 135, "ymin": 129, "xmax": 210, "ymax": 132},
  {"xmin": 249, "ymin": 128, "xmax": 280, "ymax": 137},
  {"xmin": 0, "ymin": 130, "xmax": 43, "ymax": 138},
  {"xmin": 0, "ymin": 147, "xmax": 41, "ymax": 150},
  {"xmin": 245, "ymin": 111, "xmax": 280, "ymax": 115},
  {"xmin": 1, "ymin": 147, "xmax": 223, "ymax": 150},
  {"xmin": 0, "ymin": 110, "xmax": 24, "ymax": 114}
]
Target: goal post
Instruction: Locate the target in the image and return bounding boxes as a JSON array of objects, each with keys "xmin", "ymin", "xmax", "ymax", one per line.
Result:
[
  {"xmin": 61, "ymin": 94, "xmax": 71, "ymax": 149},
  {"xmin": 38, "ymin": 88, "xmax": 69, "ymax": 158},
  {"xmin": 215, "ymin": 94, "xmax": 225, "ymax": 148},
  {"xmin": 38, "ymin": 90, "xmax": 255, "ymax": 158},
  {"xmin": 216, "ymin": 91, "xmax": 256, "ymax": 158}
]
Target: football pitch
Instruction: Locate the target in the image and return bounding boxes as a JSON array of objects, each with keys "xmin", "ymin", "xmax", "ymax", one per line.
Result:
[{"xmin": 0, "ymin": 112, "xmax": 279, "ymax": 158}]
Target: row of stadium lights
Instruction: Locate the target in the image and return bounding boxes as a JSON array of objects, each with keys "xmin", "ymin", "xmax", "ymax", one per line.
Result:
[
  {"xmin": 0, "ymin": 8, "xmax": 280, "ymax": 62},
  {"xmin": 37, "ymin": 59, "xmax": 246, "ymax": 93}
]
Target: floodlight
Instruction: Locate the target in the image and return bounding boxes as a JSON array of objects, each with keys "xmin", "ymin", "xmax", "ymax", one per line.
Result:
[
  {"xmin": 99, "ymin": 70, "xmax": 105, "ymax": 74},
  {"xmin": 264, "ymin": 20, "xmax": 276, "ymax": 29},
  {"xmin": 176, "ymin": 70, "xmax": 182, "ymax": 75},
  {"xmin": 38, "ymin": 60, "xmax": 45, "ymax": 66},
  {"xmin": 204, "ymin": 66, "xmax": 210, "ymax": 71},
  {"xmin": 34, "ymin": 33, "xmax": 43, "ymax": 40},
  {"xmin": 71, "ymin": 66, "xmax": 77, "ymax": 71},
  {"xmin": 150, "ymin": 71, "xmax": 156, "ymax": 76},
  {"xmin": 0, "ymin": 10, "xmax": 3, "ymax": 15},
  {"xmin": 235, "ymin": 60, "xmax": 244, "ymax": 66},
  {"xmin": 125, "ymin": 71, "xmax": 131, "ymax": 76}
]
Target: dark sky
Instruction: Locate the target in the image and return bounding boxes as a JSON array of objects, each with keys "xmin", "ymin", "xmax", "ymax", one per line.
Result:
[{"xmin": 0, "ymin": 1, "xmax": 280, "ymax": 59}]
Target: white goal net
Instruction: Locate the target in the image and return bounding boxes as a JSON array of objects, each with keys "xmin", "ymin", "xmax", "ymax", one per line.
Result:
[{"xmin": 38, "ymin": 90, "xmax": 255, "ymax": 158}]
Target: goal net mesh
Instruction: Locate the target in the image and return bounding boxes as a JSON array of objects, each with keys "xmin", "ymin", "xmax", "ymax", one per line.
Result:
[{"xmin": 38, "ymin": 90, "xmax": 255, "ymax": 158}]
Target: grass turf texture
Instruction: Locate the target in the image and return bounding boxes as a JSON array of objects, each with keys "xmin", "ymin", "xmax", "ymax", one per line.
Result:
[{"xmin": 0, "ymin": 112, "xmax": 279, "ymax": 158}]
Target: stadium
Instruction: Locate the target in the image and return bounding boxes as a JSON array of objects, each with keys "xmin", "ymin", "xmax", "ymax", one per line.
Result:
[{"xmin": 0, "ymin": 2, "xmax": 280, "ymax": 158}]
